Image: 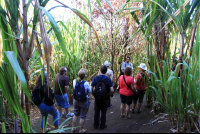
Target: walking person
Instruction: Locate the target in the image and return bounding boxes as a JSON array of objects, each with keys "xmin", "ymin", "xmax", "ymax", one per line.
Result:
[
  {"xmin": 121, "ymin": 56, "xmax": 133, "ymax": 76},
  {"xmin": 118, "ymin": 67, "xmax": 137, "ymax": 119},
  {"xmin": 98, "ymin": 61, "xmax": 114, "ymax": 109},
  {"xmin": 71, "ymin": 69, "xmax": 92, "ymax": 133},
  {"xmin": 55, "ymin": 67, "xmax": 74, "ymax": 118},
  {"xmin": 131, "ymin": 63, "xmax": 150, "ymax": 114},
  {"xmin": 92, "ymin": 65, "xmax": 114, "ymax": 130},
  {"xmin": 32, "ymin": 72, "xmax": 59, "ymax": 132}
]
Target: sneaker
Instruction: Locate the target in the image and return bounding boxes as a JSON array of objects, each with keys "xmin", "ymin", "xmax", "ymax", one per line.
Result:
[
  {"xmin": 100, "ymin": 125, "xmax": 107, "ymax": 130},
  {"xmin": 137, "ymin": 109, "xmax": 141, "ymax": 114},
  {"xmin": 66, "ymin": 112, "xmax": 74, "ymax": 118},
  {"xmin": 93, "ymin": 124, "xmax": 99, "ymax": 129},
  {"xmin": 107, "ymin": 105, "xmax": 113, "ymax": 109}
]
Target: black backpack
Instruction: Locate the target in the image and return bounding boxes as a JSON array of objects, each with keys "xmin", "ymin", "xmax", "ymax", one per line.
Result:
[
  {"xmin": 31, "ymin": 86, "xmax": 44, "ymax": 106},
  {"xmin": 31, "ymin": 83, "xmax": 54, "ymax": 106},
  {"xmin": 93, "ymin": 76, "xmax": 110, "ymax": 103},
  {"xmin": 43, "ymin": 83, "xmax": 54, "ymax": 106},
  {"xmin": 74, "ymin": 80, "xmax": 87, "ymax": 102}
]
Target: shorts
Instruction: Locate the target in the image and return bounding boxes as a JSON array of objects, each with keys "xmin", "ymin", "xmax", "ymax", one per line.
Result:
[
  {"xmin": 73, "ymin": 98, "xmax": 90, "ymax": 119},
  {"xmin": 55, "ymin": 94, "xmax": 70, "ymax": 108},
  {"xmin": 120, "ymin": 94, "xmax": 133, "ymax": 105},
  {"xmin": 133, "ymin": 90, "xmax": 145, "ymax": 104}
]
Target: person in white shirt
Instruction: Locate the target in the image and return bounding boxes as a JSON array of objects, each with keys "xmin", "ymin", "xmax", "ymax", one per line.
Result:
[
  {"xmin": 71, "ymin": 69, "xmax": 92, "ymax": 133},
  {"xmin": 121, "ymin": 56, "xmax": 133, "ymax": 75},
  {"xmin": 98, "ymin": 61, "xmax": 114, "ymax": 109}
]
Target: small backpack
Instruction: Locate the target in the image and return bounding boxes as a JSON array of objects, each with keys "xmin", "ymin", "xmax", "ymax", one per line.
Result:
[
  {"xmin": 93, "ymin": 76, "xmax": 109, "ymax": 103},
  {"xmin": 31, "ymin": 86, "xmax": 44, "ymax": 106},
  {"xmin": 74, "ymin": 80, "xmax": 87, "ymax": 102},
  {"xmin": 43, "ymin": 83, "xmax": 54, "ymax": 106},
  {"xmin": 32, "ymin": 83, "xmax": 54, "ymax": 106}
]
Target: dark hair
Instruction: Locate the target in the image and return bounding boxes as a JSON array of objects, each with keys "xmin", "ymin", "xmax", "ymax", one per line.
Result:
[
  {"xmin": 35, "ymin": 74, "xmax": 47, "ymax": 88},
  {"xmin": 100, "ymin": 65, "xmax": 107, "ymax": 74},
  {"xmin": 124, "ymin": 67, "xmax": 132, "ymax": 76},
  {"xmin": 127, "ymin": 56, "xmax": 130, "ymax": 59},
  {"xmin": 59, "ymin": 67, "xmax": 67, "ymax": 75}
]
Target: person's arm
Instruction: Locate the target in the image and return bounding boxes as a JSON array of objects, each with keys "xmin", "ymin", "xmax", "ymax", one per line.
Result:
[
  {"xmin": 110, "ymin": 87, "xmax": 114, "ymax": 96},
  {"xmin": 131, "ymin": 84, "xmax": 137, "ymax": 93},
  {"xmin": 65, "ymin": 86, "xmax": 69, "ymax": 93},
  {"xmin": 121, "ymin": 62, "xmax": 125, "ymax": 72},
  {"xmin": 111, "ymin": 71, "xmax": 113, "ymax": 82},
  {"xmin": 65, "ymin": 77, "xmax": 70, "ymax": 93}
]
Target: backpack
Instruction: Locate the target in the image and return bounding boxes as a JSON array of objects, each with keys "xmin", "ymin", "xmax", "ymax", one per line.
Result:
[
  {"xmin": 43, "ymin": 83, "xmax": 54, "ymax": 106},
  {"xmin": 73, "ymin": 80, "xmax": 87, "ymax": 102},
  {"xmin": 31, "ymin": 86, "xmax": 44, "ymax": 106},
  {"xmin": 31, "ymin": 83, "xmax": 54, "ymax": 106},
  {"xmin": 93, "ymin": 76, "xmax": 110, "ymax": 103}
]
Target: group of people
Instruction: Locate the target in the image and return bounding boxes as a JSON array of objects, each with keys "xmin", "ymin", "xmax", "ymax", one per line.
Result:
[{"xmin": 32, "ymin": 56, "xmax": 150, "ymax": 133}]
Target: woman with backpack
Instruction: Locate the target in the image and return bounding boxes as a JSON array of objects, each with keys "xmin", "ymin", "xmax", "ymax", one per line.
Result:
[
  {"xmin": 71, "ymin": 69, "xmax": 92, "ymax": 133},
  {"xmin": 130, "ymin": 63, "xmax": 150, "ymax": 114},
  {"xmin": 33, "ymin": 72, "xmax": 59, "ymax": 132},
  {"xmin": 118, "ymin": 67, "xmax": 137, "ymax": 119}
]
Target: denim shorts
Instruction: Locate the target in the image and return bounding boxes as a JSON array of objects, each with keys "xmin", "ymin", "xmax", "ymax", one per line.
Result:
[
  {"xmin": 55, "ymin": 94, "xmax": 70, "ymax": 108},
  {"xmin": 38, "ymin": 103, "xmax": 59, "ymax": 128},
  {"xmin": 73, "ymin": 98, "xmax": 90, "ymax": 119}
]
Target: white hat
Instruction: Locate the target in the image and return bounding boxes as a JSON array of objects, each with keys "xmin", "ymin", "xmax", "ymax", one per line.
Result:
[
  {"xmin": 138, "ymin": 63, "xmax": 147, "ymax": 71},
  {"xmin": 104, "ymin": 61, "xmax": 111, "ymax": 67}
]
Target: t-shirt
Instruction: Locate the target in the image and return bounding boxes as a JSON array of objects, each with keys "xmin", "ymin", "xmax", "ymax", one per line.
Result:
[
  {"xmin": 98, "ymin": 69, "xmax": 114, "ymax": 81},
  {"xmin": 121, "ymin": 62, "xmax": 133, "ymax": 72},
  {"xmin": 119, "ymin": 75, "xmax": 134, "ymax": 96},
  {"xmin": 73, "ymin": 79, "xmax": 92, "ymax": 99},
  {"xmin": 91, "ymin": 75, "xmax": 113, "ymax": 96},
  {"xmin": 55, "ymin": 74, "xmax": 69, "ymax": 95},
  {"xmin": 135, "ymin": 73, "xmax": 150, "ymax": 90}
]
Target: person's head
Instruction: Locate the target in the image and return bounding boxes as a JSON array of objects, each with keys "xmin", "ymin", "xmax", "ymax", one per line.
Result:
[
  {"xmin": 124, "ymin": 67, "xmax": 133, "ymax": 76},
  {"xmin": 126, "ymin": 56, "xmax": 131, "ymax": 63},
  {"xmin": 35, "ymin": 72, "xmax": 47, "ymax": 88},
  {"xmin": 100, "ymin": 65, "xmax": 108, "ymax": 75},
  {"xmin": 59, "ymin": 67, "xmax": 67, "ymax": 75},
  {"xmin": 104, "ymin": 61, "xmax": 111, "ymax": 68},
  {"xmin": 138, "ymin": 63, "xmax": 147, "ymax": 72},
  {"xmin": 78, "ymin": 69, "xmax": 86, "ymax": 82}
]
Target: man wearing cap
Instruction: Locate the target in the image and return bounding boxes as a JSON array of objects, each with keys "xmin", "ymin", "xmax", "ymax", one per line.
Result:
[
  {"xmin": 98, "ymin": 61, "xmax": 114, "ymax": 109},
  {"xmin": 121, "ymin": 56, "xmax": 133, "ymax": 75},
  {"xmin": 130, "ymin": 63, "xmax": 150, "ymax": 114}
]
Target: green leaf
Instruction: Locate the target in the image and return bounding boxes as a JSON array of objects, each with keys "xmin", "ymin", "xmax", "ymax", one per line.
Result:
[
  {"xmin": 2, "ymin": 122, "xmax": 6, "ymax": 133},
  {"xmin": 105, "ymin": 0, "xmax": 115, "ymax": 11},
  {"xmin": 4, "ymin": 51, "xmax": 30, "ymax": 100}
]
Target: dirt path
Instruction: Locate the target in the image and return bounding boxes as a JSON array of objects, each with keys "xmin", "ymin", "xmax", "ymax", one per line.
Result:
[{"xmin": 31, "ymin": 93, "xmax": 171, "ymax": 133}]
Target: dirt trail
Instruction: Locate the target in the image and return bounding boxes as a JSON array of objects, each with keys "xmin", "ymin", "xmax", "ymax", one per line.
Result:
[{"xmin": 31, "ymin": 93, "xmax": 171, "ymax": 133}]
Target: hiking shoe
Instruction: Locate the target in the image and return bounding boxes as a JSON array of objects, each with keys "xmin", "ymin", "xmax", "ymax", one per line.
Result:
[
  {"xmin": 100, "ymin": 125, "xmax": 107, "ymax": 130},
  {"xmin": 66, "ymin": 112, "xmax": 74, "ymax": 118},
  {"xmin": 145, "ymin": 104, "xmax": 151, "ymax": 108},
  {"xmin": 130, "ymin": 109, "xmax": 135, "ymax": 114},
  {"xmin": 107, "ymin": 105, "xmax": 113, "ymax": 109},
  {"xmin": 137, "ymin": 109, "xmax": 141, "ymax": 114}
]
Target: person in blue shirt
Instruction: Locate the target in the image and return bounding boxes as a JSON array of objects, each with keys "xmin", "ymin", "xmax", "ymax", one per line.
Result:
[{"xmin": 91, "ymin": 65, "xmax": 114, "ymax": 130}]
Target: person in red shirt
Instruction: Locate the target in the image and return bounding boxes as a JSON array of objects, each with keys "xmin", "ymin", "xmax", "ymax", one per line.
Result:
[
  {"xmin": 118, "ymin": 67, "xmax": 137, "ymax": 119},
  {"xmin": 131, "ymin": 63, "xmax": 150, "ymax": 114}
]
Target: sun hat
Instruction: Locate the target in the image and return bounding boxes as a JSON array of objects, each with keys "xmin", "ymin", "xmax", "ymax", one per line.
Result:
[
  {"xmin": 104, "ymin": 61, "xmax": 111, "ymax": 67},
  {"xmin": 138, "ymin": 63, "xmax": 147, "ymax": 71}
]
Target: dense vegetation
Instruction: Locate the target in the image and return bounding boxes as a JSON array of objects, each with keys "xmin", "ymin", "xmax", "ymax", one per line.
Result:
[{"xmin": 0, "ymin": 0, "xmax": 199, "ymax": 133}]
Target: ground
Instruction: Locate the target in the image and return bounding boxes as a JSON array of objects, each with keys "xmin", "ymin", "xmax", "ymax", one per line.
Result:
[{"xmin": 31, "ymin": 93, "xmax": 171, "ymax": 133}]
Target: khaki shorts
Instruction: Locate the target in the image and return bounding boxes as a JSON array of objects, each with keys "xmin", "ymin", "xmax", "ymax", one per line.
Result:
[{"xmin": 73, "ymin": 98, "xmax": 90, "ymax": 119}]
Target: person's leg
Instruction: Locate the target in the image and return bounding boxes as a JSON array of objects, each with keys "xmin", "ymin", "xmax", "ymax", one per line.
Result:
[
  {"xmin": 120, "ymin": 103, "xmax": 125, "ymax": 117},
  {"xmin": 100, "ymin": 104, "xmax": 107, "ymax": 129},
  {"xmin": 94, "ymin": 102, "xmax": 100, "ymax": 129},
  {"xmin": 125, "ymin": 104, "xmax": 131, "ymax": 118},
  {"xmin": 132, "ymin": 94, "xmax": 138, "ymax": 113},
  {"xmin": 72, "ymin": 116, "xmax": 78, "ymax": 132},
  {"xmin": 58, "ymin": 106, "xmax": 62, "ymax": 115},
  {"xmin": 48, "ymin": 106, "xmax": 59, "ymax": 130},
  {"xmin": 137, "ymin": 91, "xmax": 145, "ymax": 114}
]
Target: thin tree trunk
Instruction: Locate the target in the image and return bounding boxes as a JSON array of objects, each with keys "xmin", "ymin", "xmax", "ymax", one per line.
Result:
[{"xmin": 22, "ymin": 0, "xmax": 31, "ymax": 125}]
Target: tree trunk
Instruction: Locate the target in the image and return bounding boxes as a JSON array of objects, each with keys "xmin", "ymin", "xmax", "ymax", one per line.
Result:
[{"xmin": 22, "ymin": 0, "xmax": 31, "ymax": 125}]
